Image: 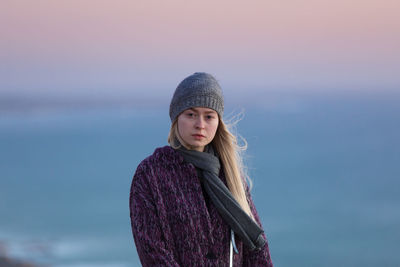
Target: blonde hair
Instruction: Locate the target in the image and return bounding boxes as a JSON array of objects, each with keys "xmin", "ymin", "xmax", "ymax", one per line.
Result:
[{"xmin": 168, "ymin": 114, "xmax": 253, "ymax": 218}]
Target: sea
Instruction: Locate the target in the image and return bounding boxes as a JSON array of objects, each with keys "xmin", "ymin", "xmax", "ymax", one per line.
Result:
[{"xmin": 0, "ymin": 91, "xmax": 399, "ymax": 267}]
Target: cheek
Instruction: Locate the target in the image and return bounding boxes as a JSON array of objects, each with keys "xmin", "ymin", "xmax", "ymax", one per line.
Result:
[
  {"xmin": 177, "ymin": 119, "xmax": 190, "ymax": 136},
  {"xmin": 209, "ymin": 121, "xmax": 219, "ymax": 137}
]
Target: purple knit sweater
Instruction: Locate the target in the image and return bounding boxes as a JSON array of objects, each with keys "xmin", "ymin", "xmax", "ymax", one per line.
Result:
[{"xmin": 129, "ymin": 146, "xmax": 273, "ymax": 266}]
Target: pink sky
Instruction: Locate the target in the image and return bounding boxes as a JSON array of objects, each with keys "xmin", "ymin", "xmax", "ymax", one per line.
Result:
[{"xmin": 1, "ymin": 0, "xmax": 399, "ymax": 97}]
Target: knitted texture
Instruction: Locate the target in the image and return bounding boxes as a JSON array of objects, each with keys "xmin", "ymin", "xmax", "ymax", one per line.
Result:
[
  {"xmin": 129, "ymin": 146, "xmax": 273, "ymax": 266},
  {"xmin": 169, "ymin": 72, "xmax": 224, "ymax": 122}
]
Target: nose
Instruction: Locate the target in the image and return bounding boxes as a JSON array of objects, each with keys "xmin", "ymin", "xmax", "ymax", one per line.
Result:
[{"xmin": 194, "ymin": 116, "xmax": 205, "ymax": 129}]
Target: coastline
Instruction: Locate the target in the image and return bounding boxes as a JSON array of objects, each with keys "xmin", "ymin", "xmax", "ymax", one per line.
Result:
[
  {"xmin": 0, "ymin": 242, "xmax": 39, "ymax": 267},
  {"xmin": 0, "ymin": 256, "xmax": 38, "ymax": 267}
]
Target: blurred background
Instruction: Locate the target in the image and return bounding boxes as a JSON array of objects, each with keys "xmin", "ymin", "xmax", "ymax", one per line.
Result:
[{"xmin": 1, "ymin": 0, "xmax": 399, "ymax": 266}]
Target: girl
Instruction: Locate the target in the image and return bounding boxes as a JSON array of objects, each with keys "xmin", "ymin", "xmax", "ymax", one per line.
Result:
[{"xmin": 129, "ymin": 72, "xmax": 273, "ymax": 266}]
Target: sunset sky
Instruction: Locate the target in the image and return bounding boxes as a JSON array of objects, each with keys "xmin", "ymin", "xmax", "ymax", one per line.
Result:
[{"xmin": 1, "ymin": 0, "xmax": 399, "ymax": 102}]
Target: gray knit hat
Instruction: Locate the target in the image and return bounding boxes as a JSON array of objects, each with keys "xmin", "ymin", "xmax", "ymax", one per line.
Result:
[{"xmin": 169, "ymin": 72, "xmax": 224, "ymax": 122}]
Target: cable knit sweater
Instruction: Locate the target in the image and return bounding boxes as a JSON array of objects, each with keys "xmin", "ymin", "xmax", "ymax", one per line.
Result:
[{"xmin": 129, "ymin": 146, "xmax": 273, "ymax": 266}]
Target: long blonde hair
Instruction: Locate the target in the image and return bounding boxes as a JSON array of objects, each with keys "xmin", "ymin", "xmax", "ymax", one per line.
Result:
[{"xmin": 168, "ymin": 114, "xmax": 253, "ymax": 218}]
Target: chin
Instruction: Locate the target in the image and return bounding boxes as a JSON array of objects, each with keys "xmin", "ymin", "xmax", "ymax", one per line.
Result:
[
  {"xmin": 186, "ymin": 141, "xmax": 206, "ymax": 150},
  {"xmin": 188, "ymin": 143, "xmax": 204, "ymax": 148}
]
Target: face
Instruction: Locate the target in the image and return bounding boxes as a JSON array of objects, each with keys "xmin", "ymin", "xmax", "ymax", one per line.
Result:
[{"xmin": 177, "ymin": 107, "xmax": 219, "ymax": 152}]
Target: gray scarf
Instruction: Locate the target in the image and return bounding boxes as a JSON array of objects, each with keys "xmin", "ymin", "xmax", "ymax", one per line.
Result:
[{"xmin": 176, "ymin": 144, "xmax": 266, "ymax": 251}]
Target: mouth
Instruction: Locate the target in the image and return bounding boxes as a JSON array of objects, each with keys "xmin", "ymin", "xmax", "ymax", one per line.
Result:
[{"xmin": 192, "ymin": 134, "xmax": 205, "ymax": 139}]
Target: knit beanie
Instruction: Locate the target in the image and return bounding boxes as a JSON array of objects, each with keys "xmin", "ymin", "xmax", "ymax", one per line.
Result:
[{"xmin": 169, "ymin": 72, "xmax": 224, "ymax": 122}]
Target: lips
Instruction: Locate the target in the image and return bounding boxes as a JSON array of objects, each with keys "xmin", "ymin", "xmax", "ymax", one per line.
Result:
[{"xmin": 192, "ymin": 134, "xmax": 205, "ymax": 139}]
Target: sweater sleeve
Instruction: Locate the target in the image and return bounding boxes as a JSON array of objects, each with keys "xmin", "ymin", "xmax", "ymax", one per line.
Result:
[
  {"xmin": 242, "ymin": 185, "xmax": 273, "ymax": 267},
  {"xmin": 129, "ymin": 162, "xmax": 180, "ymax": 267}
]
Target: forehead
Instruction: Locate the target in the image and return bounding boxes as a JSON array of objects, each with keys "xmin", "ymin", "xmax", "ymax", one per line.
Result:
[{"xmin": 186, "ymin": 107, "xmax": 217, "ymax": 113}]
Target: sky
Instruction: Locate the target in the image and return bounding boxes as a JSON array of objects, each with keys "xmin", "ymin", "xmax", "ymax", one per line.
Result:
[{"xmin": 1, "ymin": 0, "xmax": 399, "ymax": 104}]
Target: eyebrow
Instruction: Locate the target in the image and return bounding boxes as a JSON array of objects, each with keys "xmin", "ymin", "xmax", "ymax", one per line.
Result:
[{"xmin": 188, "ymin": 108, "xmax": 217, "ymax": 114}]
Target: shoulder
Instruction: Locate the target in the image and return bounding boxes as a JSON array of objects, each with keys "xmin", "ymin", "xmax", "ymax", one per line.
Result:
[
  {"xmin": 134, "ymin": 145, "xmax": 185, "ymax": 178},
  {"xmin": 131, "ymin": 145, "xmax": 193, "ymax": 197},
  {"xmin": 139, "ymin": 145, "xmax": 183, "ymax": 168}
]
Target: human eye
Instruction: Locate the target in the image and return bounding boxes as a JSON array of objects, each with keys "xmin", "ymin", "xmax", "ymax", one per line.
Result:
[{"xmin": 206, "ymin": 114, "xmax": 216, "ymax": 120}]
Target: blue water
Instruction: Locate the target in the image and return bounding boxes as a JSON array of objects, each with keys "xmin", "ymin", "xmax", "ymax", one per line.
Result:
[{"xmin": 1, "ymin": 93, "xmax": 399, "ymax": 266}]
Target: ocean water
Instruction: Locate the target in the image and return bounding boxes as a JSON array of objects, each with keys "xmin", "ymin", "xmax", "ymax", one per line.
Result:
[{"xmin": 0, "ymin": 93, "xmax": 399, "ymax": 266}]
